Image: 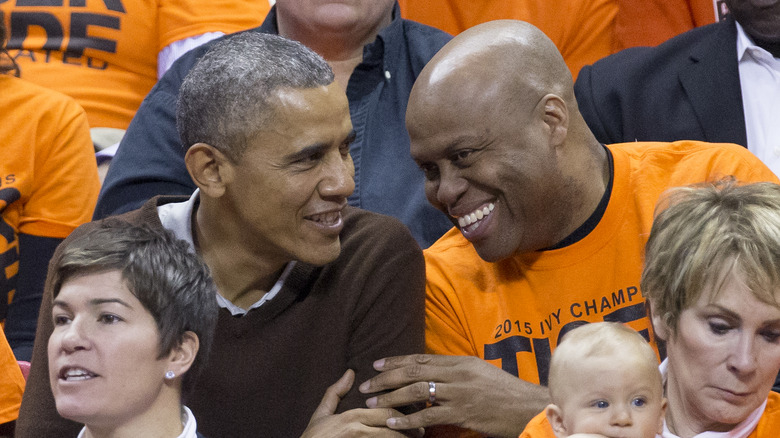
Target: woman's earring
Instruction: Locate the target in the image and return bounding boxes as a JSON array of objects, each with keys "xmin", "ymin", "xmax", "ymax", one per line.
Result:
[{"xmin": 165, "ymin": 370, "xmax": 175, "ymax": 380}]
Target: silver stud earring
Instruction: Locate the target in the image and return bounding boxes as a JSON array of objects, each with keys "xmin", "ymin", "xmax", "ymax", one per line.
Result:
[{"xmin": 165, "ymin": 370, "xmax": 175, "ymax": 380}]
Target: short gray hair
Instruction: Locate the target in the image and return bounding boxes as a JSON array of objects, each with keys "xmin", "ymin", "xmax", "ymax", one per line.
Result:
[
  {"xmin": 51, "ymin": 221, "xmax": 218, "ymax": 392},
  {"xmin": 177, "ymin": 31, "xmax": 335, "ymax": 161}
]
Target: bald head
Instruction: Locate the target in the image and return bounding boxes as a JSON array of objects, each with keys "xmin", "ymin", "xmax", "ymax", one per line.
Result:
[{"xmin": 408, "ymin": 20, "xmax": 575, "ymax": 128}]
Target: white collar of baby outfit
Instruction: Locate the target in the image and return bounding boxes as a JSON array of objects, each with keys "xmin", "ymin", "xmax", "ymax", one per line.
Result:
[
  {"xmin": 76, "ymin": 405, "xmax": 199, "ymax": 438},
  {"xmin": 658, "ymin": 358, "xmax": 766, "ymax": 438}
]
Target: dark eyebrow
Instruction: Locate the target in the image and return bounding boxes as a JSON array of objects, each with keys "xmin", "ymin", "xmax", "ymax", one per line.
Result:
[
  {"xmin": 284, "ymin": 129, "xmax": 357, "ymax": 162},
  {"xmin": 444, "ymin": 134, "xmax": 488, "ymax": 155},
  {"xmin": 52, "ymin": 300, "xmax": 71, "ymax": 311},
  {"xmin": 284, "ymin": 143, "xmax": 329, "ymax": 163},
  {"xmin": 52, "ymin": 298, "xmax": 133, "ymax": 310},
  {"xmin": 89, "ymin": 298, "xmax": 133, "ymax": 308},
  {"xmin": 412, "ymin": 133, "xmax": 488, "ymax": 165}
]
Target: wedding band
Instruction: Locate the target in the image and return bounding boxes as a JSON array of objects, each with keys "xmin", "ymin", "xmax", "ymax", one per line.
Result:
[{"xmin": 428, "ymin": 381, "xmax": 437, "ymax": 404}]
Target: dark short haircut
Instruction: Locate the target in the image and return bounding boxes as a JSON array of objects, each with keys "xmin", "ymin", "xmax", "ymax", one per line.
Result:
[
  {"xmin": 50, "ymin": 221, "xmax": 218, "ymax": 391},
  {"xmin": 642, "ymin": 179, "xmax": 780, "ymax": 333},
  {"xmin": 177, "ymin": 31, "xmax": 335, "ymax": 161}
]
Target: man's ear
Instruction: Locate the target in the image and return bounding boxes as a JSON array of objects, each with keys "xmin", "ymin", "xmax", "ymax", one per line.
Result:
[
  {"xmin": 545, "ymin": 403, "xmax": 568, "ymax": 438},
  {"xmin": 165, "ymin": 331, "xmax": 199, "ymax": 380},
  {"xmin": 648, "ymin": 301, "xmax": 670, "ymax": 342},
  {"xmin": 185, "ymin": 143, "xmax": 233, "ymax": 198},
  {"xmin": 540, "ymin": 94, "xmax": 569, "ymax": 147}
]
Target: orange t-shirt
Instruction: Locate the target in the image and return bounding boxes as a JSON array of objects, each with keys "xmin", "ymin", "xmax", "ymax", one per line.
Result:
[
  {"xmin": 425, "ymin": 141, "xmax": 779, "ymax": 388},
  {"xmin": 0, "ymin": 325, "xmax": 24, "ymax": 425},
  {"xmin": 398, "ymin": 0, "xmax": 617, "ymax": 80},
  {"xmin": 0, "ymin": 0, "xmax": 270, "ymax": 130},
  {"xmin": 0, "ymin": 74, "xmax": 98, "ymax": 319},
  {"xmin": 614, "ymin": 0, "xmax": 725, "ymax": 51}
]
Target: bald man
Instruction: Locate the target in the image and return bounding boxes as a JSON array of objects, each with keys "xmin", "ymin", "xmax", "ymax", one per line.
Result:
[{"xmin": 358, "ymin": 20, "xmax": 779, "ymax": 437}]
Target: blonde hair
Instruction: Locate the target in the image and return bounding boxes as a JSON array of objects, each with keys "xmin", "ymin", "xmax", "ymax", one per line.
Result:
[
  {"xmin": 548, "ymin": 322, "xmax": 659, "ymax": 403},
  {"xmin": 641, "ymin": 179, "xmax": 780, "ymax": 333}
]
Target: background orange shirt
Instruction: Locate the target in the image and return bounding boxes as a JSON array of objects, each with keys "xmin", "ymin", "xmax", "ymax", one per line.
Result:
[
  {"xmin": 614, "ymin": 0, "xmax": 724, "ymax": 51},
  {"xmin": 398, "ymin": 0, "xmax": 617, "ymax": 80},
  {"xmin": 1, "ymin": 0, "xmax": 270, "ymax": 130},
  {"xmin": 0, "ymin": 326, "xmax": 24, "ymax": 425}
]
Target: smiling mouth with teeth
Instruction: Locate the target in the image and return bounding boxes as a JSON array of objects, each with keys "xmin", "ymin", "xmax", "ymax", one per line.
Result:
[
  {"xmin": 307, "ymin": 211, "xmax": 342, "ymax": 226},
  {"xmin": 60, "ymin": 367, "xmax": 98, "ymax": 381},
  {"xmin": 457, "ymin": 203, "xmax": 495, "ymax": 232}
]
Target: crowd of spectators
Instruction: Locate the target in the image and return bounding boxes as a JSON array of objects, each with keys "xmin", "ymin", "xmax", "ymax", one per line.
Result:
[{"xmin": 2, "ymin": 1, "xmax": 779, "ymax": 437}]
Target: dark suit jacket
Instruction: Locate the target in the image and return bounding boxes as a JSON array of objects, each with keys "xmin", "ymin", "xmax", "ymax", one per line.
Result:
[{"xmin": 574, "ymin": 16, "xmax": 748, "ymax": 147}]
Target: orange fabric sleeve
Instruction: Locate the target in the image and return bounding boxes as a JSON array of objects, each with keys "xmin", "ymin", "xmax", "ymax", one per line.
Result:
[
  {"xmin": 19, "ymin": 92, "xmax": 99, "ymax": 238},
  {"xmin": 0, "ymin": 326, "xmax": 24, "ymax": 425}
]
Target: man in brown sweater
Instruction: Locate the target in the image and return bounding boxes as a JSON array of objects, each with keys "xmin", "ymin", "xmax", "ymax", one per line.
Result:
[{"xmin": 17, "ymin": 32, "xmax": 425, "ymax": 438}]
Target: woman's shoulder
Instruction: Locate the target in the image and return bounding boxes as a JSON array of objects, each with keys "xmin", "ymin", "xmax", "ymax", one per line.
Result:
[
  {"xmin": 764, "ymin": 391, "xmax": 780, "ymax": 412},
  {"xmin": 756, "ymin": 392, "xmax": 780, "ymax": 436}
]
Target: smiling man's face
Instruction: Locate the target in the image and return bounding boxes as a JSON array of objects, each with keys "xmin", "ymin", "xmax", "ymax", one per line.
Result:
[{"xmin": 221, "ymin": 82, "xmax": 356, "ymax": 267}]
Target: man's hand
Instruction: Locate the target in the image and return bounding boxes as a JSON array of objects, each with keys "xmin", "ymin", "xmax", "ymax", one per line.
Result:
[
  {"xmin": 301, "ymin": 369, "xmax": 423, "ymax": 438},
  {"xmin": 358, "ymin": 354, "xmax": 551, "ymax": 438}
]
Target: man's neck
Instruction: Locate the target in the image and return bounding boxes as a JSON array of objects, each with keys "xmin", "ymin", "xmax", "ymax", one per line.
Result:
[
  {"xmin": 753, "ymin": 36, "xmax": 780, "ymax": 58},
  {"xmin": 194, "ymin": 201, "xmax": 286, "ymax": 307},
  {"xmin": 275, "ymin": 8, "xmax": 392, "ymax": 89},
  {"xmin": 544, "ymin": 138, "xmax": 611, "ymax": 250},
  {"xmin": 329, "ymin": 55, "xmax": 364, "ymax": 92}
]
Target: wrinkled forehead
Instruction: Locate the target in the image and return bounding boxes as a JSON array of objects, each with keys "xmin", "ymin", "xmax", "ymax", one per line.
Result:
[{"xmin": 270, "ymin": 83, "xmax": 348, "ymax": 116}]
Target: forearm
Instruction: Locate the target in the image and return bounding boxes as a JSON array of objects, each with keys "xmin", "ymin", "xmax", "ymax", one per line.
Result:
[
  {"xmin": 341, "ymin": 215, "xmax": 426, "ymax": 411},
  {"xmin": 5, "ymin": 234, "xmax": 61, "ymax": 361}
]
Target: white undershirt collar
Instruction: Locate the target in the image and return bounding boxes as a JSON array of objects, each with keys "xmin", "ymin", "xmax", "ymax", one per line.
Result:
[
  {"xmin": 77, "ymin": 406, "xmax": 199, "ymax": 438},
  {"xmin": 157, "ymin": 189, "xmax": 295, "ymax": 315}
]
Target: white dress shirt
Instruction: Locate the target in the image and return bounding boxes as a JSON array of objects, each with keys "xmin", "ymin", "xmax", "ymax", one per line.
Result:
[{"xmin": 736, "ymin": 22, "xmax": 780, "ymax": 176}]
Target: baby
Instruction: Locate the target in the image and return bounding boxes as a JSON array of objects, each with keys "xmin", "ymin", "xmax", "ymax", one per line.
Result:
[{"xmin": 533, "ymin": 322, "xmax": 666, "ymax": 438}]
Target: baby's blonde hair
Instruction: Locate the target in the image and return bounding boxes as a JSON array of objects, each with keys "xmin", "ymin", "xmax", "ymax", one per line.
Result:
[{"xmin": 547, "ymin": 322, "xmax": 660, "ymax": 403}]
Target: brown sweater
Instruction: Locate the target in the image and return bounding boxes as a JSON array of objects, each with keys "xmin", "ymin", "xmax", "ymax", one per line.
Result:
[{"xmin": 16, "ymin": 197, "xmax": 426, "ymax": 438}]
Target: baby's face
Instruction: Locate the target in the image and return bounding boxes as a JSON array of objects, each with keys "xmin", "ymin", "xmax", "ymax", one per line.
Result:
[{"xmin": 556, "ymin": 356, "xmax": 665, "ymax": 438}]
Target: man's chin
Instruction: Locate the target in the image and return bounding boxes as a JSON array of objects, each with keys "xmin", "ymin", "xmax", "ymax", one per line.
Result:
[
  {"xmin": 298, "ymin": 241, "xmax": 342, "ymax": 266},
  {"xmin": 473, "ymin": 241, "xmax": 514, "ymax": 263}
]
